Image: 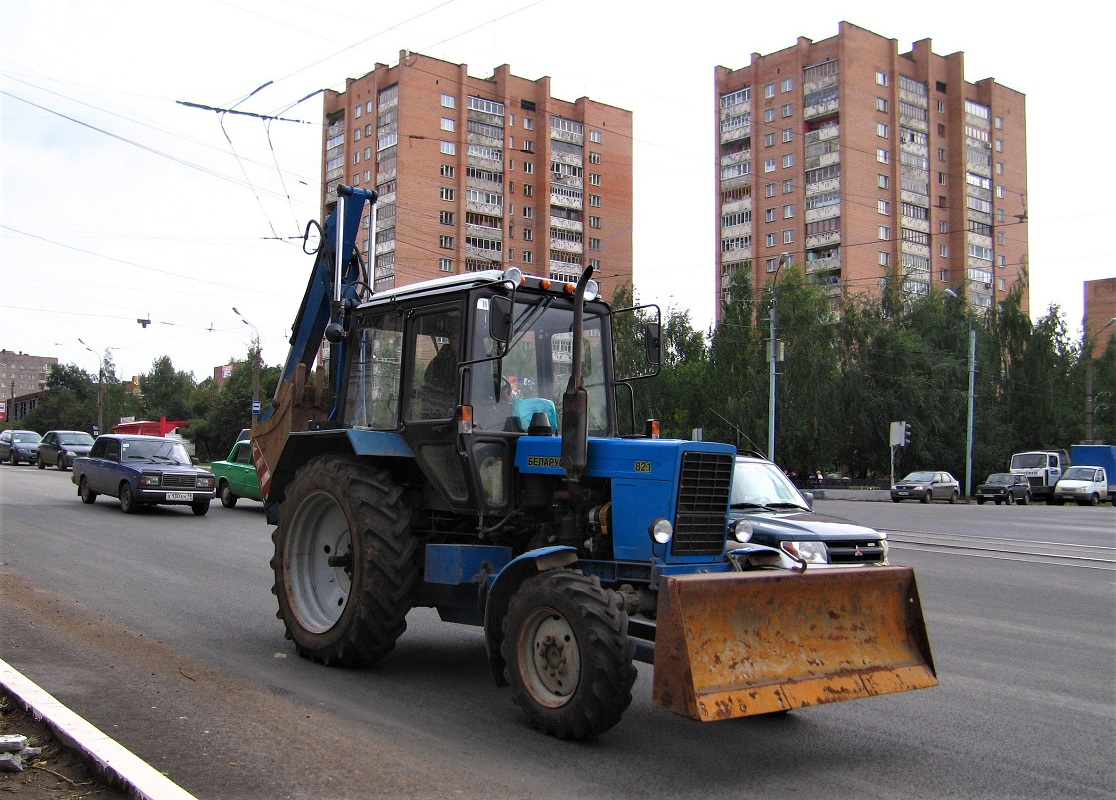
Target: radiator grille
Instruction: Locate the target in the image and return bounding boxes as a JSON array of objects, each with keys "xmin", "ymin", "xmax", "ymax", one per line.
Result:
[
  {"xmin": 671, "ymin": 451, "xmax": 734, "ymax": 556},
  {"xmin": 161, "ymin": 473, "xmax": 198, "ymax": 490}
]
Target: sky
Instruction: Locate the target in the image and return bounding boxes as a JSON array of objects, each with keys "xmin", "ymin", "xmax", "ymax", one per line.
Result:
[{"xmin": 2, "ymin": 0, "xmax": 1113, "ymax": 385}]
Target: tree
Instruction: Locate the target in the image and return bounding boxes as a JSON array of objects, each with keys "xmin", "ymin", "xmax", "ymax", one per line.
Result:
[{"xmin": 139, "ymin": 356, "xmax": 195, "ymax": 421}]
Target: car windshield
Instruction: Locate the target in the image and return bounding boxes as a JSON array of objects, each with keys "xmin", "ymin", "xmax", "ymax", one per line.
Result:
[
  {"xmin": 985, "ymin": 474, "xmax": 1012, "ymax": 485},
  {"xmin": 59, "ymin": 433, "xmax": 94, "ymax": 446},
  {"xmin": 120, "ymin": 439, "xmax": 192, "ymax": 464},
  {"xmin": 13, "ymin": 432, "xmax": 41, "ymax": 443},
  {"xmin": 1062, "ymin": 467, "xmax": 1096, "ymax": 480},
  {"xmin": 730, "ymin": 460, "xmax": 809, "ymax": 510},
  {"xmin": 902, "ymin": 472, "xmax": 935, "ymax": 482},
  {"xmin": 1010, "ymin": 453, "xmax": 1047, "ymax": 469}
]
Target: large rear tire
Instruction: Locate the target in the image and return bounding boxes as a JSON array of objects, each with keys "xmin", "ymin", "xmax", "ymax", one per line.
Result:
[
  {"xmin": 271, "ymin": 454, "xmax": 418, "ymax": 667},
  {"xmin": 501, "ymin": 570, "xmax": 636, "ymax": 740}
]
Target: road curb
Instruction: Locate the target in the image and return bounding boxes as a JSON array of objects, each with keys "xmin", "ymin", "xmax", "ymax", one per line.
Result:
[{"xmin": 0, "ymin": 657, "xmax": 199, "ymax": 800}]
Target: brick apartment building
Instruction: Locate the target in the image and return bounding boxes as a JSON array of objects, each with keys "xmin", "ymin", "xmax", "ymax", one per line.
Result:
[
  {"xmin": 321, "ymin": 51, "xmax": 633, "ymax": 301},
  {"xmin": 714, "ymin": 21, "xmax": 1028, "ymax": 317},
  {"xmin": 1085, "ymin": 278, "xmax": 1116, "ymax": 357}
]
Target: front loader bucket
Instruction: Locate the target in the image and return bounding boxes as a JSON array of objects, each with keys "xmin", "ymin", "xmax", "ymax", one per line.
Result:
[{"xmin": 652, "ymin": 566, "xmax": 936, "ymax": 721}]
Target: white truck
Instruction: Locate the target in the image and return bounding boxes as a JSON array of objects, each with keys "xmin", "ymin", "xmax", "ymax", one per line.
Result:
[
  {"xmin": 1009, "ymin": 449, "xmax": 1069, "ymax": 504},
  {"xmin": 1051, "ymin": 465, "xmax": 1111, "ymax": 506}
]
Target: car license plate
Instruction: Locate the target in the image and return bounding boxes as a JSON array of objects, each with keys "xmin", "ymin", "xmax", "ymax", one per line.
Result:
[{"xmin": 166, "ymin": 492, "xmax": 192, "ymax": 501}]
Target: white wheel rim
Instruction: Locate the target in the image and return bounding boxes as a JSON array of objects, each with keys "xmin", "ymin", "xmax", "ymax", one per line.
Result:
[
  {"xmin": 518, "ymin": 606, "xmax": 580, "ymax": 708},
  {"xmin": 286, "ymin": 490, "xmax": 352, "ymax": 633}
]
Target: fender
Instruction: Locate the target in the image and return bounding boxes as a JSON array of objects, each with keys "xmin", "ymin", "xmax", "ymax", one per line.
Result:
[{"xmin": 482, "ymin": 546, "xmax": 578, "ymax": 686}]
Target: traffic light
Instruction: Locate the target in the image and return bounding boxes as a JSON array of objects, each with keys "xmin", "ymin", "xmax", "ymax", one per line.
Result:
[{"xmin": 902, "ymin": 421, "xmax": 912, "ymax": 447}]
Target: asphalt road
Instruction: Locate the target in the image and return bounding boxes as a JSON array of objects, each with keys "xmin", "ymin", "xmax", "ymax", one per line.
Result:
[{"xmin": 1, "ymin": 465, "xmax": 1113, "ymax": 799}]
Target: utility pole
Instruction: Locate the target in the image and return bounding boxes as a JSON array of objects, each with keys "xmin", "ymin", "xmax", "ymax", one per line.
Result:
[
  {"xmin": 78, "ymin": 338, "xmax": 108, "ymax": 435},
  {"xmin": 767, "ymin": 252, "xmax": 791, "ymax": 462},
  {"xmin": 233, "ymin": 308, "xmax": 262, "ymax": 429}
]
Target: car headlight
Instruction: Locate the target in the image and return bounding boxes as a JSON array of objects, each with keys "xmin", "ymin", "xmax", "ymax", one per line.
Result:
[
  {"xmin": 648, "ymin": 518, "xmax": 673, "ymax": 544},
  {"xmin": 140, "ymin": 474, "xmax": 161, "ymax": 486},
  {"xmin": 64, "ymin": 450, "xmax": 76, "ymax": 457},
  {"xmin": 732, "ymin": 519, "xmax": 753, "ymax": 543},
  {"xmin": 197, "ymin": 476, "xmax": 215, "ymax": 489},
  {"xmin": 780, "ymin": 541, "xmax": 829, "ymax": 564}
]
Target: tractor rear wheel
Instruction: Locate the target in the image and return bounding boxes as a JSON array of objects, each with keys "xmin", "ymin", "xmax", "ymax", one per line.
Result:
[
  {"xmin": 501, "ymin": 569, "xmax": 636, "ymax": 740},
  {"xmin": 271, "ymin": 454, "xmax": 418, "ymax": 667}
]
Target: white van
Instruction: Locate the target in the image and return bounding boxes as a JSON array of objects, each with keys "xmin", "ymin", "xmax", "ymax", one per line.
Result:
[{"xmin": 1051, "ymin": 466, "xmax": 1110, "ymax": 506}]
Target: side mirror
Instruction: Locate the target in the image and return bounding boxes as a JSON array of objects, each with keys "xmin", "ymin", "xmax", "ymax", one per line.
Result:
[
  {"xmin": 644, "ymin": 322, "xmax": 661, "ymax": 366},
  {"xmin": 490, "ymin": 295, "xmax": 512, "ymax": 344}
]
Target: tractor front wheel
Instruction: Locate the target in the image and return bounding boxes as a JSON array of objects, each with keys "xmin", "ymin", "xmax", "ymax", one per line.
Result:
[
  {"xmin": 271, "ymin": 455, "xmax": 418, "ymax": 667},
  {"xmin": 501, "ymin": 570, "xmax": 636, "ymax": 740}
]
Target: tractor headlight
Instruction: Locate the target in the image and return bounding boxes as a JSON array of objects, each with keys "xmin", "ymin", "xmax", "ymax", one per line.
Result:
[
  {"xmin": 780, "ymin": 540, "xmax": 829, "ymax": 564},
  {"xmin": 648, "ymin": 518, "xmax": 673, "ymax": 544},
  {"xmin": 584, "ymin": 279, "xmax": 599, "ymax": 301},
  {"xmin": 500, "ymin": 267, "xmax": 524, "ymax": 290},
  {"xmin": 732, "ymin": 519, "xmax": 753, "ymax": 543}
]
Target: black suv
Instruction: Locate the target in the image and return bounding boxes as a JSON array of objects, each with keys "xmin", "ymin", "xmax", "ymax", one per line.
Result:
[
  {"xmin": 727, "ymin": 455, "xmax": 889, "ymax": 567},
  {"xmin": 974, "ymin": 472, "xmax": 1032, "ymax": 505}
]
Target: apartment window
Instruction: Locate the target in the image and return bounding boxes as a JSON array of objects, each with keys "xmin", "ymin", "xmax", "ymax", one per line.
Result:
[
  {"xmin": 524, "ymin": 161, "xmax": 534, "ymax": 174},
  {"xmin": 766, "ymin": 257, "xmax": 778, "ymax": 273},
  {"xmin": 940, "ymin": 220, "xmax": 949, "ymax": 233},
  {"xmin": 875, "ymin": 70, "xmax": 888, "ymax": 86},
  {"xmin": 938, "ymin": 147, "xmax": 946, "ymax": 162},
  {"xmin": 524, "ymin": 118, "xmax": 534, "ymax": 130},
  {"xmin": 783, "ymin": 203, "xmax": 794, "ymax": 218},
  {"xmin": 441, "ymin": 93, "xmax": 455, "ymax": 108},
  {"xmin": 588, "ymin": 237, "xmax": 601, "ymax": 250},
  {"xmin": 876, "ymin": 97, "xmax": 888, "ymax": 112},
  {"xmin": 783, "ymin": 179, "xmax": 793, "ymax": 193},
  {"xmin": 589, "ymin": 130, "xmax": 601, "ymax": 143},
  {"xmin": 940, "ymin": 269, "xmax": 949, "ymax": 282},
  {"xmin": 997, "ymin": 232, "xmax": 1005, "ymax": 245},
  {"xmin": 439, "ymin": 235, "xmax": 454, "ymax": 249},
  {"xmin": 781, "ymin": 103, "xmax": 793, "ymax": 118},
  {"xmin": 765, "ymin": 233, "xmax": 776, "ymax": 247},
  {"xmin": 522, "ymin": 140, "xmax": 534, "ymax": 153},
  {"xmin": 523, "ymin": 227, "xmax": 534, "ymax": 241},
  {"xmin": 589, "ymin": 194, "xmax": 601, "ymax": 207},
  {"xmin": 876, "ymin": 148, "xmax": 889, "ymax": 164},
  {"xmin": 940, "ymin": 244, "xmax": 949, "ymax": 257},
  {"xmin": 995, "ymin": 139, "xmax": 1004, "ymax": 152},
  {"xmin": 783, "ymin": 229, "xmax": 794, "ymax": 244},
  {"xmin": 764, "ymin": 132, "xmax": 776, "ymax": 147},
  {"xmin": 997, "ymin": 277, "xmax": 1006, "ymax": 291},
  {"xmin": 523, "ymin": 251, "xmax": 533, "ymax": 263},
  {"xmin": 589, "ymin": 151, "xmax": 602, "ymax": 164},
  {"xmin": 764, "ymin": 83, "xmax": 776, "ymax": 98},
  {"xmin": 782, "ymin": 153, "xmax": 793, "ymax": 168},
  {"xmin": 938, "ymin": 123, "xmax": 946, "ymax": 136},
  {"xmin": 439, "ymin": 210, "xmax": 454, "ymax": 225},
  {"xmin": 589, "ymin": 173, "xmax": 601, "ymax": 186},
  {"xmin": 936, "ymin": 81, "xmax": 947, "ymax": 93},
  {"xmin": 523, "ymin": 207, "xmax": 534, "ymax": 219},
  {"xmin": 878, "ymin": 225, "xmax": 890, "ymax": 240},
  {"xmin": 995, "ymin": 116, "xmax": 1004, "ymax": 129},
  {"xmin": 765, "ymin": 183, "xmax": 776, "ymax": 198},
  {"xmin": 440, "ymin": 118, "xmax": 455, "ymax": 132},
  {"xmin": 440, "ymin": 187, "xmax": 455, "ymax": 201},
  {"xmin": 439, "ymin": 258, "xmax": 454, "ymax": 272},
  {"xmin": 523, "ymin": 183, "xmax": 534, "ymax": 197},
  {"xmin": 879, "ymin": 251, "xmax": 890, "ymax": 266},
  {"xmin": 353, "ymin": 152, "xmax": 361, "ymax": 165},
  {"xmin": 878, "ymin": 174, "xmax": 889, "ymax": 189},
  {"xmin": 764, "ymin": 157, "xmax": 776, "ymax": 173},
  {"xmin": 781, "ymin": 78, "xmax": 793, "ymax": 93},
  {"xmin": 354, "ymin": 104, "xmax": 362, "ymax": 118},
  {"xmin": 589, "ymin": 216, "xmax": 601, "ymax": 228},
  {"xmin": 998, "ymin": 255, "xmax": 1006, "ymax": 267},
  {"xmin": 877, "ymin": 122, "xmax": 889, "ymax": 138},
  {"xmin": 996, "ymin": 161, "xmax": 1004, "ymax": 175},
  {"xmin": 939, "ymin": 196, "xmax": 947, "ymax": 208},
  {"xmin": 441, "ymin": 141, "xmax": 456, "ymax": 155},
  {"xmin": 938, "ymin": 100, "xmax": 946, "ymax": 113},
  {"xmin": 440, "ymin": 164, "xmax": 455, "ymax": 178},
  {"xmin": 354, "ymin": 128, "xmax": 361, "ymax": 141},
  {"xmin": 877, "ymin": 200, "xmax": 890, "ymax": 215},
  {"xmin": 998, "ymin": 208, "xmax": 1006, "ymax": 222},
  {"xmin": 765, "ymin": 208, "xmax": 776, "ymax": 222},
  {"xmin": 764, "ymin": 108, "xmax": 776, "ymax": 123},
  {"xmin": 996, "ymin": 186, "xmax": 1004, "ymax": 198}
]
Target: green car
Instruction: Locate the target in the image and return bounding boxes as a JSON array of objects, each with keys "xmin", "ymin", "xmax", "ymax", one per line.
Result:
[{"xmin": 209, "ymin": 440, "xmax": 262, "ymax": 507}]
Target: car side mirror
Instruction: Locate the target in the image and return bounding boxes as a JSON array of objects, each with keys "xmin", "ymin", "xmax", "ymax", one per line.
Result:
[{"xmin": 802, "ymin": 491, "xmax": 814, "ymax": 509}]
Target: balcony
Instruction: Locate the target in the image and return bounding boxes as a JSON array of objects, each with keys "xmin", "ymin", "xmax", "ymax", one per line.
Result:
[
  {"xmin": 805, "ymin": 204, "xmax": 840, "ymax": 224},
  {"xmin": 805, "ymin": 151, "xmax": 840, "ymax": 171},
  {"xmin": 806, "ymin": 230, "xmax": 841, "ymax": 249},
  {"xmin": 550, "ymin": 189, "xmax": 583, "ymax": 210},
  {"xmin": 901, "ymin": 240, "xmax": 930, "ymax": 259},
  {"xmin": 805, "ymin": 254, "xmax": 841, "ymax": 274},
  {"xmin": 721, "ymin": 222, "xmax": 752, "ymax": 240},
  {"xmin": 721, "ymin": 174, "xmax": 752, "ymax": 192},
  {"xmin": 466, "ymin": 198, "xmax": 503, "ymax": 217},
  {"xmin": 805, "ymin": 126, "xmax": 839, "ymax": 145},
  {"xmin": 806, "ymin": 177, "xmax": 840, "ymax": 196},
  {"xmin": 550, "ymin": 238, "xmax": 583, "ymax": 255},
  {"xmin": 900, "ymin": 214, "xmax": 930, "ymax": 234},
  {"xmin": 549, "ymin": 216, "xmax": 583, "ymax": 233},
  {"xmin": 804, "ymin": 98, "xmax": 839, "ymax": 121}
]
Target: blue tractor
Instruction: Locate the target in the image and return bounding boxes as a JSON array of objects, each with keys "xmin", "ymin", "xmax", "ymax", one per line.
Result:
[{"xmin": 250, "ymin": 186, "xmax": 936, "ymax": 739}]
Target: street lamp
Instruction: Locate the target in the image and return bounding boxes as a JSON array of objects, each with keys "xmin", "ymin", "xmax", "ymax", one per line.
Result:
[
  {"xmin": 1084, "ymin": 316, "xmax": 1116, "ymax": 444},
  {"xmin": 232, "ymin": 307, "xmax": 262, "ymax": 429},
  {"xmin": 944, "ymin": 289, "xmax": 976, "ymax": 498},
  {"xmin": 768, "ymin": 252, "xmax": 791, "ymax": 462},
  {"xmin": 78, "ymin": 338, "xmax": 114, "ymax": 436}
]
